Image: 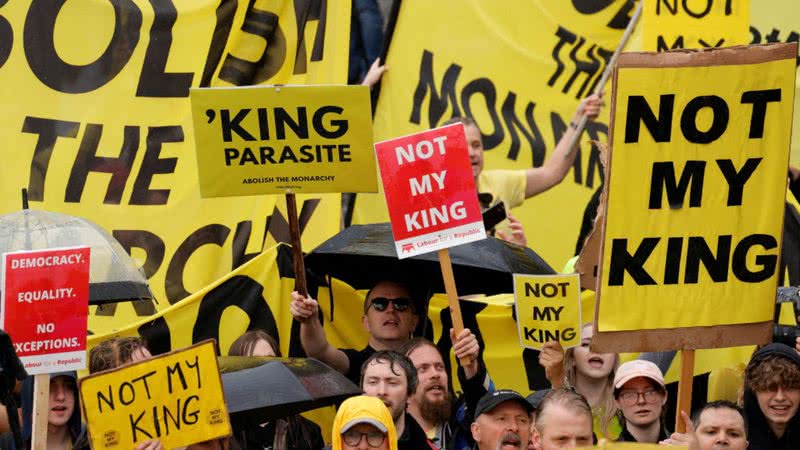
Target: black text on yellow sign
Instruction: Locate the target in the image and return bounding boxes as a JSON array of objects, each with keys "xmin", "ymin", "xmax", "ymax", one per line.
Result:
[
  {"xmin": 191, "ymin": 85, "xmax": 377, "ymax": 196},
  {"xmin": 80, "ymin": 340, "xmax": 230, "ymax": 450},
  {"xmin": 513, "ymin": 274, "xmax": 582, "ymax": 350},
  {"xmin": 643, "ymin": 0, "xmax": 749, "ymax": 52},
  {"xmin": 599, "ymin": 45, "xmax": 796, "ymax": 334}
]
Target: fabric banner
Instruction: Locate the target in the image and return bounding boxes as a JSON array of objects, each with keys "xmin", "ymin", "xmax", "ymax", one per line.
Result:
[
  {"xmin": 358, "ymin": 0, "xmax": 800, "ymax": 268},
  {"xmin": 0, "ymin": 1, "xmax": 350, "ymax": 334}
]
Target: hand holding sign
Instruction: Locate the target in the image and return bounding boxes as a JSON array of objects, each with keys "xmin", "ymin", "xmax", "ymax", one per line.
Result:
[
  {"xmin": 450, "ymin": 328, "xmax": 480, "ymax": 377},
  {"xmin": 538, "ymin": 341, "xmax": 566, "ymax": 389}
]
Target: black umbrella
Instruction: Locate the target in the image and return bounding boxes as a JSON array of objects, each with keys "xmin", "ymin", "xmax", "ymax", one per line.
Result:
[
  {"xmin": 219, "ymin": 356, "xmax": 360, "ymax": 425},
  {"xmin": 305, "ymin": 222, "xmax": 555, "ymax": 296}
]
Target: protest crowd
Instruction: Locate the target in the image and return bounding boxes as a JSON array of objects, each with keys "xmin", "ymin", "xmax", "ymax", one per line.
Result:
[{"xmin": 1, "ymin": 1, "xmax": 800, "ymax": 450}]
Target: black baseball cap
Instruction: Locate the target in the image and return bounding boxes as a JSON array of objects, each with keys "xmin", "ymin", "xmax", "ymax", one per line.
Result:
[{"xmin": 475, "ymin": 389, "xmax": 534, "ymax": 417}]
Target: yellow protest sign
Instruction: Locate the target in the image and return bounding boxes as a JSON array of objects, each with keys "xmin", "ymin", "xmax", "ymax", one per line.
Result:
[
  {"xmin": 190, "ymin": 85, "xmax": 377, "ymax": 196},
  {"xmin": 513, "ymin": 274, "xmax": 581, "ymax": 350},
  {"xmin": 642, "ymin": 0, "xmax": 750, "ymax": 51},
  {"xmin": 80, "ymin": 340, "xmax": 230, "ymax": 450},
  {"xmin": 595, "ymin": 43, "xmax": 796, "ymax": 352}
]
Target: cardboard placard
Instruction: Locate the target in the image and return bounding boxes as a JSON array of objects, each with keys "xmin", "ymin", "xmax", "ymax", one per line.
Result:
[
  {"xmin": 1, "ymin": 247, "xmax": 90, "ymax": 374},
  {"xmin": 594, "ymin": 43, "xmax": 796, "ymax": 352},
  {"xmin": 80, "ymin": 340, "xmax": 230, "ymax": 449},
  {"xmin": 191, "ymin": 85, "xmax": 377, "ymax": 196},
  {"xmin": 513, "ymin": 274, "xmax": 582, "ymax": 350},
  {"xmin": 642, "ymin": 0, "xmax": 749, "ymax": 52},
  {"xmin": 374, "ymin": 123, "xmax": 485, "ymax": 258}
]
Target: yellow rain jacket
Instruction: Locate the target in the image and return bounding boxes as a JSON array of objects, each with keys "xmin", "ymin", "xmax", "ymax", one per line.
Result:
[{"xmin": 332, "ymin": 396, "xmax": 398, "ymax": 450}]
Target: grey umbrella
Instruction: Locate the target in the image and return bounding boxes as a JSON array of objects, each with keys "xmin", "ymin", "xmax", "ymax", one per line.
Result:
[{"xmin": 0, "ymin": 209, "xmax": 153, "ymax": 304}]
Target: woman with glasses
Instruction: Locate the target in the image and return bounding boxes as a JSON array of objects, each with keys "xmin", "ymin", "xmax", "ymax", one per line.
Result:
[
  {"xmin": 332, "ymin": 395, "xmax": 398, "ymax": 450},
  {"xmin": 613, "ymin": 360, "xmax": 669, "ymax": 443}
]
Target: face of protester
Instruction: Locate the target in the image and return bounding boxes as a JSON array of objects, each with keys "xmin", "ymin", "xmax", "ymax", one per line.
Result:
[
  {"xmin": 341, "ymin": 423, "xmax": 390, "ymax": 450},
  {"xmin": 573, "ymin": 324, "xmax": 615, "ymax": 380},
  {"xmin": 755, "ymin": 383, "xmax": 800, "ymax": 431},
  {"xmin": 464, "ymin": 124, "xmax": 485, "ymax": 180},
  {"xmin": 407, "ymin": 344, "xmax": 450, "ymax": 409},
  {"xmin": 615, "ymin": 377, "xmax": 665, "ymax": 428},
  {"xmin": 533, "ymin": 404, "xmax": 593, "ymax": 450},
  {"xmin": 251, "ymin": 339, "xmax": 277, "ymax": 357},
  {"xmin": 48, "ymin": 376, "xmax": 75, "ymax": 428},
  {"xmin": 471, "ymin": 401, "xmax": 531, "ymax": 450},
  {"xmin": 362, "ymin": 360, "xmax": 409, "ymax": 423},
  {"xmin": 362, "ymin": 282, "xmax": 418, "ymax": 343},
  {"xmin": 695, "ymin": 408, "xmax": 748, "ymax": 450}
]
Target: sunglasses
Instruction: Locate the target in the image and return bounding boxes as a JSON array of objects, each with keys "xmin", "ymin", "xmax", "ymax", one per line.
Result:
[
  {"xmin": 342, "ymin": 429, "xmax": 386, "ymax": 447},
  {"xmin": 368, "ymin": 297, "xmax": 413, "ymax": 312}
]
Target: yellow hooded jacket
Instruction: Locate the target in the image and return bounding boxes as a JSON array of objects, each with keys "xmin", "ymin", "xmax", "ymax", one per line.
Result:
[{"xmin": 332, "ymin": 396, "xmax": 398, "ymax": 450}]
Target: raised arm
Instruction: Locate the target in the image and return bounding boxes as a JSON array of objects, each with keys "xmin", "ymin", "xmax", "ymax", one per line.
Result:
[
  {"xmin": 290, "ymin": 291, "xmax": 350, "ymax": 373},
  {"xmin": 524, "ymin": 93, "xmax": 604, "ymax": 198}
]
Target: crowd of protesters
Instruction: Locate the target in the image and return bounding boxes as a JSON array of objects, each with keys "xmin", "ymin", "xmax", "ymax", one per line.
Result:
[
  {"xmin": 2, "ymin": 319, "xmax": 797, "ymax": 450},
  {"xmin": 1, "ymin": 2, "xmax": 799, "ymax": 450}
]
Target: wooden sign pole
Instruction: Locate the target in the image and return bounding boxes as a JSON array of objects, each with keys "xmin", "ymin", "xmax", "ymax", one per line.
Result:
[
  {"xmin": 675, "ymin": 349, "xmax": 696, "ymax": 433},
  {"xmin": 286, "ymin": 192, "xmax": 308, "ymax": 296},
  {"xmin": 31, "ymin": 374, "xmax": 49, "ymax": 450},
  {"xmin": 564, "ymin": 0, "xmax": 643, "ymax": 158},
  {"xmin": 437, "ymin": 248, "xmax": 470, "ymax": 366}
]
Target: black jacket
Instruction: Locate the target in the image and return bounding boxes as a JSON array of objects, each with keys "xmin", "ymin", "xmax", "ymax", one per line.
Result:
[
  {"xmin": 398, "ymin": 413, "xmax": 433, "ymax": 450},
  {"xmin": 743, "ymin": 343, "xmax": 800, "ymax": 450}
]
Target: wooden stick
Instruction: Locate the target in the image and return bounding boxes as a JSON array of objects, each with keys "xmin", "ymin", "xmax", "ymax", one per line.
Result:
[
  {"xmin": 31, "ymin": 374, "xmax": 49, "ymax": 450},
  {"xmin": 564, "ymin": 1, "xmax": 644, "ymax": 158},
  {"xmin": 437, "ymin": 248, "xmax": 470, "ymax": 366},
  {"xmin": 675, "ymin": 349, "xmax": 696, "ymax": 433},
  {"xmin": 286, "ymin": 192, "xmax": 307, "ymax": 296}
]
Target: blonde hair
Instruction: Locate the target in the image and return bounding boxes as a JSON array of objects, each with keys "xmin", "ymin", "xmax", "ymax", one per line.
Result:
[{"xmin": 563, "ymin": 328, "xmax": 619, "ymax": 437}]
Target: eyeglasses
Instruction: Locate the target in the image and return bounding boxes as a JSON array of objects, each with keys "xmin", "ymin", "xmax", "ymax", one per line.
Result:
[
  {"xmin": 618, "ymin": 389, "xmax": 662, "ymax": 406},
  {"xmin": 368, "ymin": 297, "xmax": 412, "ymax": 312},
  {"xmin": 342, "ymin": 429, "xmax": 386, "ymax": 447}
]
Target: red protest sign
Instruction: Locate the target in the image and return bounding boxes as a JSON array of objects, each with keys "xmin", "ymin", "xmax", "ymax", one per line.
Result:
[
  {"xmin": 1, "ymin": 247, "xmax": 90, "ymax": 374},
  {"xmin": 375, "ymin": 123, "xmax": 485, "ymax": 258}
]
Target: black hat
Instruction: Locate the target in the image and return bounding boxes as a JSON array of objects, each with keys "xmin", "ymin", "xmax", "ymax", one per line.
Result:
[{"xmin": 475, "ymin": 389, "xmax": 534, "ymax": 417}]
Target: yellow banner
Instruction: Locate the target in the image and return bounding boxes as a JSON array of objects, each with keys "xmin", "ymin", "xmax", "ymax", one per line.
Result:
[
  {"xmin": 190, "ymin": 85, "xmax": 377, "ymax": 196},
  {"xmin": 642, "ymin": 0, "xmax": 750, "ymax": 51},
  {"xmin": 749, "ymin": 1, "xmax": 800, "ymax": 165},
  {"xmin": 599, "ymin": 45, "xmax": 795, "ymax": 333},
  {"xmin": 0, "ymin": 1, "xmax": 349, "ymax": 325},
  {"xmin": 513, "ymin": 274, "xmax": 582, "ymax": 350},
  {"xmin": 80, "ymin": 340, "xmax": 230, "ymax": 449}
]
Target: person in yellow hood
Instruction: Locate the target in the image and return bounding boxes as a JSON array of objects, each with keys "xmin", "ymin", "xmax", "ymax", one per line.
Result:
[{"xmin": 333, "ymin": 396, "xmax": 399, "ymax": 450}]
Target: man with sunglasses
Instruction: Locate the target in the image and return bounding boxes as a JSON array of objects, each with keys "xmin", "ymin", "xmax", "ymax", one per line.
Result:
[
  {"xmin": 290, "ymin": 280, "xmax": 421, "ymax": 384},
  {"xmin": 613, "ymin": 360, "xmax": 669, "ymax": 443}
]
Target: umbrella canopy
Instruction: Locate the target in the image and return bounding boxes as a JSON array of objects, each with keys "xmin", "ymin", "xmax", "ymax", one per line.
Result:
[
  {"xmin": 0, "ymin": 209, "xmax": 153, "ymax": 304},
  {"xmin": 305, "ymin": 222, "xmax": 555, "ymax": 296},
  {"xmin": 219, "ymin": 356, "xmax": 361, "ymax": 425}
]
